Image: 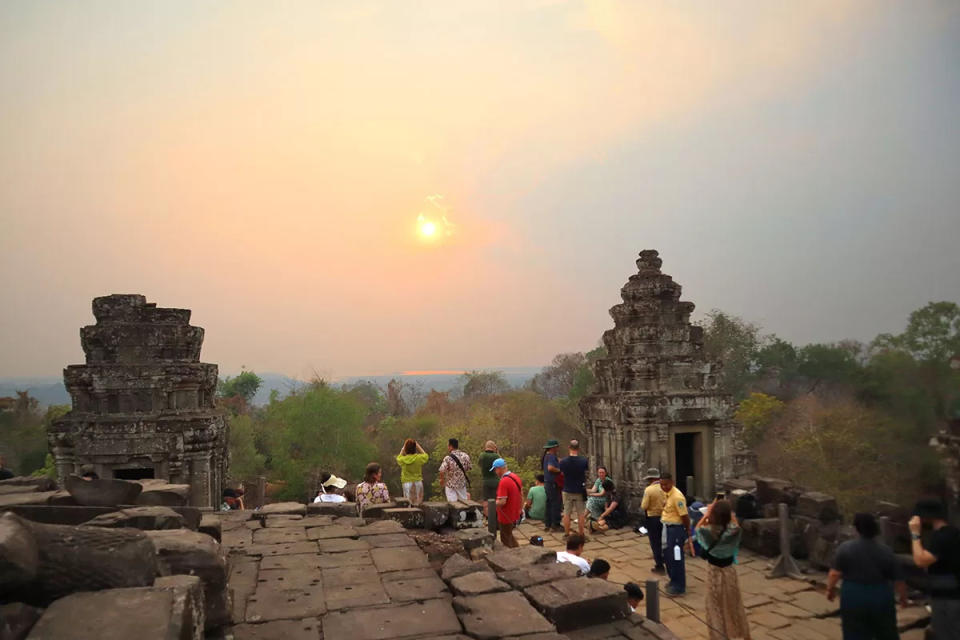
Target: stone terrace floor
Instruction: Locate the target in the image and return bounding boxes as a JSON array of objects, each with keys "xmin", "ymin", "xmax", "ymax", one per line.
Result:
[{"xmin": 510, "ymin": 520, "xmax": 930, "ymax": 640}]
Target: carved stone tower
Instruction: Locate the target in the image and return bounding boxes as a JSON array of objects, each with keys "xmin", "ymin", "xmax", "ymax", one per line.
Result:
[
  {"xmin": 49, "ymin": 295, "xmax": 227, "ymax": 507},
  {"xmin": 580, "ymin": 250, "xmax": 748, "ymax": 504}
]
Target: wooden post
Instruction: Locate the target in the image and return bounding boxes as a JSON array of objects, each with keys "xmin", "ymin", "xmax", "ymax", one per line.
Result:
[
  {"xmin": 645, "ymin": 579, "xmax": 660, "ymax": 623},
  {"xmin": 256, "ymin": 476, "xmax": 266, "ymax": 508},
  {"xmin": 767, "ymin": 502, "xmax": 804, "ymax": 579},
  {"xmin": 487, "ymin": 498, "xmax": 498, "ymax": 536}
]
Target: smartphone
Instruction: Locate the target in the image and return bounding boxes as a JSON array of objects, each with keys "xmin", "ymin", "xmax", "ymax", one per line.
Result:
[{"xmin": 715, "ymin": 492, "xmax": 726, "ymax": 501}]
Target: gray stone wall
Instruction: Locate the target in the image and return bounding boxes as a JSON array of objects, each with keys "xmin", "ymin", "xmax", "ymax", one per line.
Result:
[
  {"xmin": 49, "ymin": 295, "xmax": 227, "ymax": 507},
  {"xmin": 580, "ymin": 251, "xmax": 751, "ymax": 505}
]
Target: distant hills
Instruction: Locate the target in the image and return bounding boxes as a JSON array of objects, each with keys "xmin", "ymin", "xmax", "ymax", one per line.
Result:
[{"xmin": 0, "ymin": 367, "xmax": 542, "ymax": 408}]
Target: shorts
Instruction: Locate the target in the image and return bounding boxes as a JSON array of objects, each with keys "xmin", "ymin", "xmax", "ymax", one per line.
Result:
[
  {"xmin": 402, "ymin": 481, "xmax": 423, "ymax": 500},
  {"xmin": 562, "ymin": 491, "xmax": 586, "ymax": 516},
  {"xmin": 445, "ymin": 486, "xmax": 469, "ymax": 502}
]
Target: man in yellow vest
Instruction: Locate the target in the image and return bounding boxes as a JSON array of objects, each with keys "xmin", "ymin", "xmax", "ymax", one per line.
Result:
[
  {"xmin": 659, "ymin": 472, "xmax": 692, "ymax": 596},
  {"xmin": 640, "ymin": 468, "xmax": 666, "ymax": 574}
]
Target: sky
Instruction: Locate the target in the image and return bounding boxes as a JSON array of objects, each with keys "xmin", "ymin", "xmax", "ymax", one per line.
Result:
[{"xmin": 1, "ymin": 1, "xmax": 959, "ymax": 379}]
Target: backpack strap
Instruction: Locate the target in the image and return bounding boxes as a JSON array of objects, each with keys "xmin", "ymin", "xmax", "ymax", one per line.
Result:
[{"xmin": 446, "ymin": 453, "xmax": 471, "ymax": 488}]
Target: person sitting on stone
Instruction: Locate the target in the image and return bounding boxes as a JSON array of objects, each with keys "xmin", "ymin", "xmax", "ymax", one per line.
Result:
[
  {"xmin": 586, "ymin": 466, "xmax": 610, "ymax": 526},
  {"xmin": 588, "ymin": 558, "xmax": 611, "ymax": 579},
  {"xmin": 355, "ymin": 462, "xmax": 390, "ymax": 514},
  {"xmin": 525, "ymin": 474, "xmax": 547, "ymax": 522},
  {"xmin": 556, "ymin": 534, "xmax": 591, "ymax": 574},
  {"xmin": 221, "ymin": 488, "xmax": 240, "ymax": 511},
  {"xmin": 596, "ymin": 479, "xmax": 628, "ymax": 530},
  {"xmin": 315, "ymin": 471, "xmax": 351, "ymax": 503},
  {"xmin": 623, "ymin": 582, "xmax": 645, "ymax": 612}
]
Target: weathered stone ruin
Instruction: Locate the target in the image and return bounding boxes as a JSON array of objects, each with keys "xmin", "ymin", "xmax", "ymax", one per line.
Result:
[
  {"xmin": 580, "ymin": 250, "xmax": 752, "ymax": 503},
  {"xmin": 48, "ymin": 294, "xmax": 227, "ymax": 507}
]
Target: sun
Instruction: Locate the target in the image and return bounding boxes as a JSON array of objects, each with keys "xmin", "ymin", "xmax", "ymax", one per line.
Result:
[{"xmin": 420, "ymin": 220, "xmax": 437, "ymax": 237}]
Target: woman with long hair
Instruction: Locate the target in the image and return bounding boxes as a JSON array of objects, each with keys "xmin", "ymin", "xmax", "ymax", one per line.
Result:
[
  {"xmin": 586, "ymin": 466, "xmax": 609, "ymax": 530},
  {"xmin": 827, "ymin": 513, "xmax": 905, "ymax": 640},
  {"xmin": 355, "ymin": 462, "xmax": 390, "ymax": 514},
  {"xmin": 396, "ymin": 439, "xmax": 429, "ymax": 505},
  {"xmin": 694, "ymin": 499, "xmax": 751, "ymax": 640}
]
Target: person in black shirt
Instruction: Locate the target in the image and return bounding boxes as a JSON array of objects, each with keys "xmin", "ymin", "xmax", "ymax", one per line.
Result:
[
  {"xmin": 909, "ymin": 499, "xmax": 960, "ymax": 640},
  {"xmin": 558, "ymin": 440, "xmax": 589, "ymax": 539},
  {"xmin": 827, "ymin": 513, "xmax": 905, "ymax": 640}
]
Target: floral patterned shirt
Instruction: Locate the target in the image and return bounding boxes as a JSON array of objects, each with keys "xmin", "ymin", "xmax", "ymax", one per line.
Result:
[
  {"xmin": 356, "ymin": 481, "xmax": 390, "ymax": 511},
  {"xmin": 438, "ymin": 450, "xmax": 472, "ymax": 491}
]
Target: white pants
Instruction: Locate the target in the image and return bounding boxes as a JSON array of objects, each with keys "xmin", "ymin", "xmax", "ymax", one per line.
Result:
[
  {"xmin": 402, "ymin": 481, "xmax": 424, "ymax": 504},
  {"xmin": 444, "ymin": 486, "xmax": 469, "ymax": 502}
]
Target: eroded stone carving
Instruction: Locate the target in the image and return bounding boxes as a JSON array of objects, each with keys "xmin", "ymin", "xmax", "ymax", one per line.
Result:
[{"xmin": 48, "ymin": 295, "xmax": 227, "ymax": 507}]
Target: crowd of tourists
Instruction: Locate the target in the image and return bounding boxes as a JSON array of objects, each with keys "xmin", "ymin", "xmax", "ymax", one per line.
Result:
[{"xmin": 310, "ymin": 436, "xmax": 959, "ymax": 640}]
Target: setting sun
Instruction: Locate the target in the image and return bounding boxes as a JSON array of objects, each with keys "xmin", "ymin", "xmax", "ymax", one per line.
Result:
[{"xmin": 420, "ymin": 220, "xmax": 437, "ymax": 237}]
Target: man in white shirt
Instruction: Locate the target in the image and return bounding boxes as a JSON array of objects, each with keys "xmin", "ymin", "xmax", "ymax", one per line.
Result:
[{"xmin": 556, "ymin": 534, "xmax": 591, "ymax": 574}]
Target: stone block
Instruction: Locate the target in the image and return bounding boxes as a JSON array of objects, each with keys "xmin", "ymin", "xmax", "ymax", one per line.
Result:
[
  {"xmin": 0, "ymin": 491, "xmax": 58, "ymax": 508},
  {"xmin": 153, "ymin": 574, "xmax": 207, "ymax": 640},
  {"xmin": 0, "ymin": 603, "xmax": 42, "ymax": 640},
  {"xmin": 322, "ymin": 599, "xmax": 462, "ymax": 640},
  {"xmin": 875, "ymin": 501, "xmax": 910, "ymax": 524},
  {"xmin": 525, "ymin": 577, "xmax": 631, "ymax": 632},
  {"xmin": 408, "ymin": 530, "xmax": 466, "ymax": 565},
  {"xmin": 453, "ymin": 591, "xmax": 555, "ymax": 639},
  {"xmin": 325, "ymin": 579, "xmax": 390, "ymax": 610},
  {"xmin": 393, "ymin": 497, "xmax": 411, "ymax": 508},
  {"xmin": 316, "ymin": 550, "xmax": 374, "ymax": 569},
  {"xmin": 146, "ymin": 529, "xmax": 229, "ymax": 629},
  {"xmin": 306, "ymin": 524, "xmax": 358, "ymax": 540},
  {"xmin": 257, "ymin": 567, "xmax": 323, "ymax": 591},
  {"xmin": 454, "ymin": 528, "xmax": 494, "ymax": 551},
  {"xmin": 307, "ymin": 502, "xmax": 358, "ymax": 517},
  {"xmin": 321, "ymin": 564, "xmax": 380, "ymax": 587},
  {"xmin": 740, "ymin": 518, "xmax": 782, "ymax": 557},
  {"xmin": 754, "ymin": 477, "xmax": 796, "ymax": 507},
  {"xmin": 46, "ymin": 490, "xmax": 77, "ymax": 506},
  {"xmin": 485, "ymin": 545, "xmax": 556, "ymax": 573},
  {"xmin": 257, "ymin": 502, "xmax": 307, "ymax": 516},
  {"xmin": 245, "ymin": 541, "xmax": 318, "ymax": 557},
  {"xmin": 245, "ymin": 585, "xmax": 326, "ymax": 623},
  {"xmin": 26, "ymin": 586, "xmax": 200, "ymax": 640},
  {"xmin": 355, "ymin": 519, "xmax": 407, "ymax": 536},
  {"xmin": 449, "ymin": 500, "xmax": 484, "ymax": 529},
  {"xmin": 441, "ymin": 553, "xmax": 492, "ymax": 582},
  {"xmin": 316, "ymin": 537, "xmax": 372, "ymax": 553},
  {"xmin": 366, "ymin": 533, "xmax": 416, "ymax": 548},
  {"xmin": 796, "ymin": 492, "xmax": 840, "ymax": 523},
  {"xmin": 499, "ymin": 562, "xmax": 581, "ymax": 589},
  {"xmin": 199, "ymin": 514, "xmax": 221, "ymax": 542},
  {"xmin": 83, "ymin": 505, "xmax": 187, "ymax": 530},
  {"xmin": 136, "ymin": 481, "xmax": 191, "ymax": 507},
  {"xmin": 371, "ymin": 546, "xmax": 431, "ymax": 573},
  {"xmin": 361, "ymin": 502, "xmax": 400, "ymax": 519},
  {"xmin": 721, "ymin": 478, "xmax": 757, "ymax": 493},
  {"xmin": 252, "ymin": 527, "xmax": 307, "ymax": 545},
  {"xmin": 263, "ymin": 514, "xmax": 304, "ymax": 526},
  {"xmin": 384, "ymin": 507, "xmax": 425, "ymax": 529},
  {"xmin": 65, "ymin": 475, "xmax": 142, "ymax": 507},
  {"xmin": 260, "ymin": 553, "xmax": 325, "ymax": 571},
  {"xmin": 0, "ymin": 476, "xmax": 56, "ymax": 492},
  {"xmin": 420, "ymin": 502, "xmax": 452, "ymax": 529},
  {"xmin": 449, "ymin": 571, "xmax": 511, "ymax": 596},
  {"xmin": 227, "ymin": 553, "xmax": 259, "ymax": 623},
  {"xmin": 382, "ymin": 575, "xmax": 450, "ymax": 602},
  {"xmin": 231, "ymin": 618, "xmax": 322, "ymax": 640},
  {"xmin": 0, "ymin": 513, "xmax": 39, "ymax": 593}
]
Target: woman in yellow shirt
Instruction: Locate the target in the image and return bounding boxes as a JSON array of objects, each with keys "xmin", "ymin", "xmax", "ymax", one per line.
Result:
[{"xmin": 396, "ymin": 439, "xmax": 429, "ymax": 505}]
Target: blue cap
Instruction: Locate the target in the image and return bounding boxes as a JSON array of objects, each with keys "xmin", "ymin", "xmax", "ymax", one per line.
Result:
[{"xmin": 490, "ymin": 458, "xmax": 507, "ymax": 472}]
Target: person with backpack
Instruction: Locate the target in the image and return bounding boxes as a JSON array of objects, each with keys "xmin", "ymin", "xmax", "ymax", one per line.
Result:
[
  {"xmin": 694, "ymin": 499, "xmax": 750, "ymax": 640},
  {"xmin": 438, "ymin": 438, "xmax": 472, "ymax": 502},
  {"xmin": 491, "ymin": 457, "xmax": 522, "ymax": 548}
]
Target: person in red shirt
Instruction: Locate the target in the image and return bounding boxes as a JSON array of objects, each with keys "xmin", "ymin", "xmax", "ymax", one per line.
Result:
[{"xmin": 493, "ymin": 457, "xmax": 522, "ymax": 548}]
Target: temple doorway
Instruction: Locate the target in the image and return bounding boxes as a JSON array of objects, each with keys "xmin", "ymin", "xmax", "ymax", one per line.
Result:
[{"xmin": 669, "ymin": 426, "xmax": 713, "ymax": 501}]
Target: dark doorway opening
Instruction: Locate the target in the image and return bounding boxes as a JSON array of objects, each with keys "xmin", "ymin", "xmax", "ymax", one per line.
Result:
[
  {"xmin": 675, "ymin": 433, "xmax": 697, "ymax": 497},
  {"xmin": 113, "ymin": 467, "xmax": 155, "ymax": 480}
]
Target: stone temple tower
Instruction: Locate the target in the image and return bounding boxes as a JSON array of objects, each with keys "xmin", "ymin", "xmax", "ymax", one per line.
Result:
[
  {"xmin": 49, "ymin": 295, "xmax": 228, "ymax": 507},
  {"xmin": 580, "ymin": 250, "xmax": 750, "ymax": 505}
]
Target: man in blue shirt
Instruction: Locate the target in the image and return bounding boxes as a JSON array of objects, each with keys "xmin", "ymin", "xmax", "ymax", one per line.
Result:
[
  {"xmin": 558, "ymin": 440, "xmax": 589, "ymax": 539},
  {"xmin": 541, "ymin": 440, "xmax": 562, "ymax": 532}
]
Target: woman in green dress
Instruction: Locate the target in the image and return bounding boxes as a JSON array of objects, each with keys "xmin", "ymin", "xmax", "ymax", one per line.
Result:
[
  {"xmin": 479, "ymin": 441, "xmax": 500, "ymax": 501},
  {"xmin": 694, "ymin": 499, "xmax": 751, "ymax": 640}
]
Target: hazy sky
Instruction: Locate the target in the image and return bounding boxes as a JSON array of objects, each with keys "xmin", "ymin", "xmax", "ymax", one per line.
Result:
[{"xmin": 2, "ymin": 1, "xmax": 959, "ymax": 379}]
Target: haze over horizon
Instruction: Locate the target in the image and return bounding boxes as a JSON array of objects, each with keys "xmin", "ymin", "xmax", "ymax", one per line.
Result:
[{"xmin": 2, "ymin": 2, "xmax": 959, "ymax": 380}]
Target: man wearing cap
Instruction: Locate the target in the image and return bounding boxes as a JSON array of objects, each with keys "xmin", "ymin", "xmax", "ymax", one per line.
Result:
[
  {"xmin": 641, "ymin": 468, "xmax": 666, "ymax": 573},
  {"xmin": 541, "ymin": 440, "xmax": 563, "ymax": 533},
  {"xmin": 492, "ymin": 458, "xmax": 522, "ymax": 548},
  {"xmin": 909, "ymin": 499, "xmax": 960, "ymax": 637}
]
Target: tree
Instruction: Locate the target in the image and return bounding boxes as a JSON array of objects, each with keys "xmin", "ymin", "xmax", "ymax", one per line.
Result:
[
  {"xmin": 218, "ymin": 371, "xmax": 263, "ymax": 404},
  {"xmin": 874, "ymin": 301, "xmax": 960, "ymax": 363},
  {"xmin": 529, "ymin": 353, "xmax": 588, "ymax": 399},
  {"xmin": 796, "ymin": 343, "xmax": 863, "ymax": 386},
  {"xmin": 461, "ymin": 371, "xmax": 510, "ymax": 399},
  {"xmin": 226, "ymin": 414, "xmax": 266, "ymax": 482},
  {"xmin": 386, "ymin": 378, "xmax": 409, "ymax": 417},
  {"xmin": 734, "ymin": 392, "xmax": 785, "ymax": 446},
  {"xmin": 699, "ymin": 310, "xmax": 763, "ymax": 399}
]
